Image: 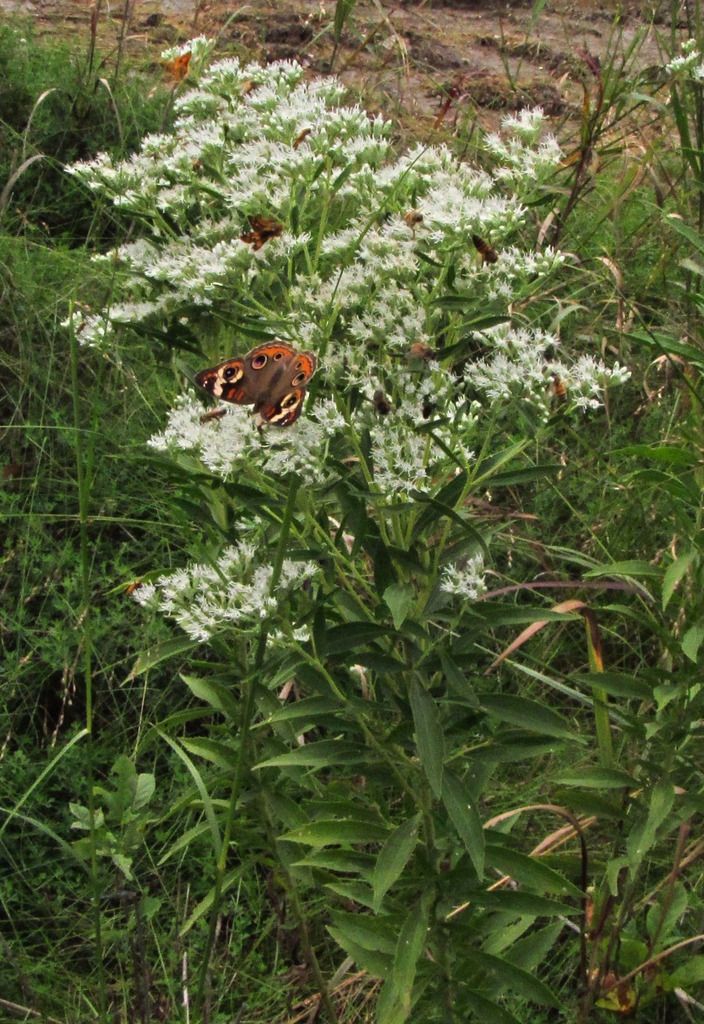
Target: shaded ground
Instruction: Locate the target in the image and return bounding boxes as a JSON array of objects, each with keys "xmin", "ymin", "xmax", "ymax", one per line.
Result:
[{"xmin": 0, "ymin": 0, "xmax": 676, "ymax": 133}]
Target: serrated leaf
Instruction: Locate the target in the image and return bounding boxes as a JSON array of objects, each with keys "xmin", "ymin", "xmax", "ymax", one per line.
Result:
[
  {"xmin": 280, "ymin": 819, "xmax": 389, "ymax": 847},
  {"xmin": 329, "ymin": 910, "xmax": 397, "ymax": 953},
  {"xmin": 255, "ymin": 740, "xmax": 367, "ymax": 769},
  {"xmin": 487, "ymin": 845, "xmax": 582, "ymax": 899},
  {"xmin": 464, "ymin": 990, "xmax": 522, "ymax": 1024},
  {"xmin": 469, "ymin": 891, "xmax": 578, "ymax": 916},
  {"xmin": 181, "ymin": 674, "xmax": 240, "ymax": 720},
  {"xmin": 327, "ymin": 926, "xmax": 391, "ymax": 979},
  {"xmin": 572, "ymin": 672, "xmax": 651, "ymax": 700},
  {"xmin": 128, "ymin": 635, "xmax": 197, "ymax": 679},
  {"xmin": 181, "ymin": 737, "xmax": 238, "ymax": 770},
  {"xmin": 465, "ymin": 950, "xmax": 560, "ymax": 1007},
  {"xmin": 409, "ymin": 679, "xmax": 445, "ymax": 797},
  {"xmin": 372, "ymin": 816, "xmax": 420, "ymax": 911},
  {"xmin": 442, "ymin": 771, "xmax": 485, "ymax": 878},
  {"xmin": 480, "ymin": 695, "xmax": 580, "ymax": 742},
  {"xmin": 319, "ymin": 622, "xmax": 395, "ymax": 655},
  {"xmin": 553, "ymin": 767, "xmax": 637, "ymax": 789}
]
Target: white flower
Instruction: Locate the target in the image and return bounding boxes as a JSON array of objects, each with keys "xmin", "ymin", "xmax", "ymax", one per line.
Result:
[
  {"xmin": 441, "ymin": 555, "xmax": 486, "ymax": 601},
  {"xmin": 135, "ymin": 540, "xmax": 318, "ymax": 640}
]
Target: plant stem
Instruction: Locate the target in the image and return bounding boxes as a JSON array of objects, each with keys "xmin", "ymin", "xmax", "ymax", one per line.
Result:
[
  {"xmin": 69, "ymin": 312, "xmax": 107, "ymax": 1021},
  {"xmin": 197, "ymin": 475, "xmax": 301, "ymax": 1011}
]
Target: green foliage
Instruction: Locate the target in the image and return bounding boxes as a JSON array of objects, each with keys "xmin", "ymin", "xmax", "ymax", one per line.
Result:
[{"xmin": 3, "ymin": 9, "xmax": 704, "ymax": 1024}]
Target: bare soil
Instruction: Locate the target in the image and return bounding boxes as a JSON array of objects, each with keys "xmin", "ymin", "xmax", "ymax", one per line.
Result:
[{"xmin": 1, "ymin": 0, "xmax": 680, "ymax": 133}]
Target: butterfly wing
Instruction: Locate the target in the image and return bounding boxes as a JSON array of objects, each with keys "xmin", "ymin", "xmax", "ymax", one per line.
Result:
[
  {"xmin": 195, "ymin": 343, "xmax": 317, "ymax": 426},
  {"xmin": 195, "ymin": 358, "xmax": 249, "ymax": 404},
  {"xmin": 256, "ymin": 388, "xmax": 307, "ymax": 427}
]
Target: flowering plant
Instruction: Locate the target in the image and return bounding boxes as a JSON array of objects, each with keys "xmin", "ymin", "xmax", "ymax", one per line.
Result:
[{"xmin": 68, "ymin": 45, "xmax": 629, "ymax": 1021}]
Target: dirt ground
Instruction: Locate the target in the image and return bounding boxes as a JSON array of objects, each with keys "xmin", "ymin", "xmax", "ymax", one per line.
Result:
[{"xmin": 0, "ymin": 0, "xmax": 681, "ymax": 132}]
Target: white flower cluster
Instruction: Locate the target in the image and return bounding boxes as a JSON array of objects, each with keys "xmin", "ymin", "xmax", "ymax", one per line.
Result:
[
  {"xmin": 464, "ymin": 324, "xmax": 629, "ymax": 415},
  {"xmin": 66, "ymin": 44, "xmax": 631, "ymax": 635},
  {"xmin": 665, "ymin": 39, "xmax": 704, "ymax": 80},
  {"xmin": 133, "ymin": 541, "xmax": 318, "ymax": 641},
  {"xmin": 441, "ymin": 555, "xmax": 486, "ymax": 601}
]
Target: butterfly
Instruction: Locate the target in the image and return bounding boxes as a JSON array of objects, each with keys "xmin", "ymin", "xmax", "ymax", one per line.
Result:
[
  {"xmin": 196, "ymin": 342, "xmax": 317, "ymax": 427},
  {"xmin": 240, "ymin": 215, "xmax": 284, "ymax": 251},
  {"xmin": 163, "ymin": 51, "xmax": 191, "ymax": 82}
]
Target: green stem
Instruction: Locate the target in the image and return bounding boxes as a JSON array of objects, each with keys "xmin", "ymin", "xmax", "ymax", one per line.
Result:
[
  {"xmin": 69, "ymin": 312, "xmax": 107, "ymax": 1021},
  {"xmin": 197, "ymin": 475, "xmax": 301, "ymax": 1010}
]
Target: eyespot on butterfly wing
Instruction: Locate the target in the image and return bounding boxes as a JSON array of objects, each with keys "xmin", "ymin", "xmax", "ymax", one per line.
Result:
[
  {"xmin": 195, "ymin": 359, "xmax": 249, "ymax": 403},
  {"xmin": 163, "ymin": 51, "xmax": 192, "ymax": 82}
]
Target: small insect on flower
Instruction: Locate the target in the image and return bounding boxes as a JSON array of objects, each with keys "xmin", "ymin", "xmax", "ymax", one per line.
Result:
[
  {"xmin": 163, "ymin": 52, "xmax": 191, "ymax": 82},
  {"xmin": 240, "ymin": 79, "xmax": 257, "ymax": 96},
  {"xmin": 551, "ymin": 373, "xmax": 568, "ymax": 404},
  {"xmin": 292, "ymin": 127, "xmax": 312, "ymax": 149},
  {"xmin": 406, "ymin": 341, "xmax": 436, "ymax": 362},
  {"xmin": 403, "ymin": 210, "xmax": 424, "ymax": 237},
  {"xmin": 472, "ymin": 234, "xmax": 499, "ymax": 264},
  {"xmin": 373, "ymin": 389, "xmax": 392, "ymax": 415},
  {"xmin": 200, "ymin": 407, "xmax": 228, "ymax": 424},
  {"xmin": 240, "ymin": 215, "xmax": 284, "ymax": 251},
  {"xmin": 124, "ymin": 579, "xmax": 143, "ymax": 596}
]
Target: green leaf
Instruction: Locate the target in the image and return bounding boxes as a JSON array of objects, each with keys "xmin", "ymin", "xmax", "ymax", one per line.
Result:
[
  {"xmin": 179, "ymin": 870, "xmax": 238, "ymax": 936},
  {"xmin": 553, "ymin": 767, "xmax": 637, "ymax": 789},
  {"xmin": 464, "ymin": 990, "xmax": 522, "ymax": 1024},
  {"xmin": 505, "ymin": 921, "xmax": 565, "ymax": 973},
  {"xmin": 293, "ymin": 849, "xmax": 374, "ymax": 873},
  {"xmin": 470, "ymin": 891, "xmax": 578, "ymax": 916},
  {"xmin": 682, "ymin": 623, "xmax": 704, "ymax": 664},
  {"xmin": 617, "ymin": 444, "xmax": 696, "ymax": 467},
  {"xmin": 583, "ymin": 560, "xmax": 663, "ymax": 580},
  {"xmin": 181, "ymin": 674, "xmax": 240, "ymax": 720},
  {"xmin": 325, "ymin": 880, "xmax": 376, "ymax": 910},
  {"xmin": 480, "ymin": 695, "xmax": 581, "ymax": 743},
  {"xmin": 442, "ymin": 771, "xmax": 485, "ymax": 878},
  {"xmin": 465, "ymin": 950, "xmax": 560, "ymax": 1007},
  {"xmin": 372, "ymin": 816, "xmax": 420, "ymax": 911},
  {"xmin": 486, "ymin": 845, "xmax": 582, "ymax": 899},
  {"xmin": 409, "ymin": 679, "xmax": 445, "ymax": 797},
  {"xmin": 663, "ymin": 551, "xmax": 697, "ymax": 611},
  {"xmin": 128, "ymin": 635, "xmax": 198, "ymax": 679},
  {"xmin": 264, "ymin": 696, "xmax": 340, "ymax": 724},
  {"xmin": 319, "ymin": 622, "xmax": 394, "ymax": 656},
  {"xmin": 383, "ymin": 583, "xmax": 415, "ymax": 629},
  {"xmin": 181, "ymin": 737, "xmax": 238, "ymax": 770},
  {"xmin": 327, "ymin": 926, "xmax": 391, "ymax": 979},
  {"xmin": 133, "ymin": 773, "xmax": 155, "ymax": 811},
  {"xmin": 669, "ymin": 955, "xmax": 704, "ymax": 989},
  {"xmin": 255, "ymin": 740, "xmax": 368, "ymax": 769},
  {"xmin": 627, "ymin": 780, "xmax": 675, "ymax": 869},
  {"xmin": 572, "ymin": 672, "xmax": 651, "ymax": 700},
  {"xmin": 329, "ymin": 910, "xmax": 397, "ymax": 954},
  {"xmin": 394, "ymin": 893, "xmax": 431, "ymax": 990},
  {"xmin": 280, "ymin": 819, "xmax": 389, "ymax": 847}
]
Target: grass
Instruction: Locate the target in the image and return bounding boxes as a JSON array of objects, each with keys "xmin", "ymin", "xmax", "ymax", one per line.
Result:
[{"xmin": 2, "ymin": 5, "xmax": 704, "ymax": 1024}]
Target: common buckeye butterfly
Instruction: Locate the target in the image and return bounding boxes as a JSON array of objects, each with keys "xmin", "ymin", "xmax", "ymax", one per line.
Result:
[{"xmin": 196, "ymin": 342, "xmax": 317, "ymax": 427}]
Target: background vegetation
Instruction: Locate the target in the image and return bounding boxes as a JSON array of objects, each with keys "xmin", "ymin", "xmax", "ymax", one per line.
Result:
[{"xmin": 2, "ymin": 3, "xmax": 704, "ymax": 1022}]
